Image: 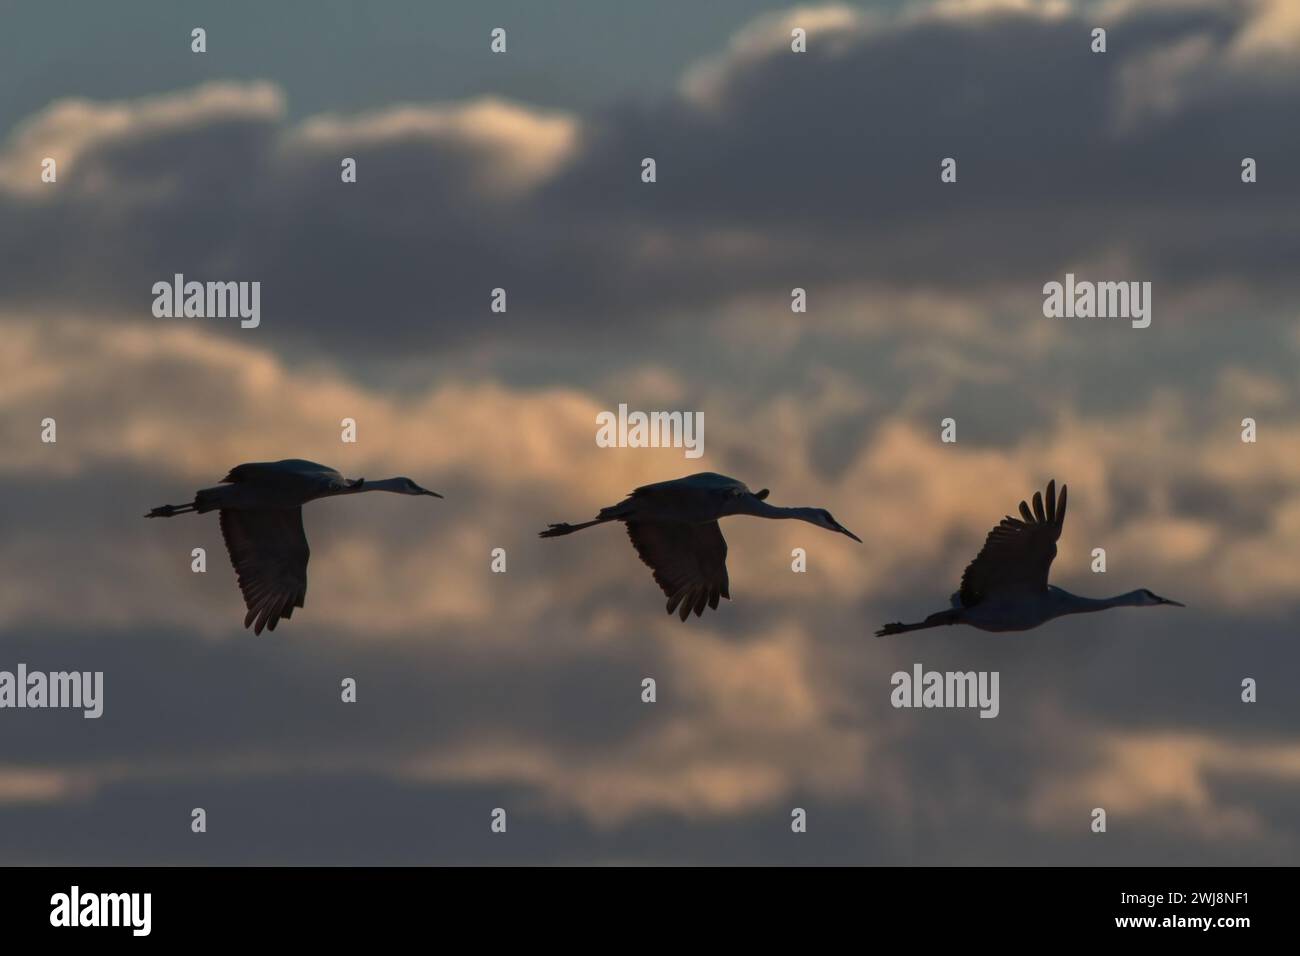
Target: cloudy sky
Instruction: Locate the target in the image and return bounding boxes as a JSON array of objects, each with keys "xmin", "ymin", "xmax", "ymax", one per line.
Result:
[{"xmin": 2, "ymin": 0, "xmax": 1299, "ymax": 864}]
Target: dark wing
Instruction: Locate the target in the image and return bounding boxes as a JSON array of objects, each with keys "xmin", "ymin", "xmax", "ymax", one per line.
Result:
[
  {"xmin": 958, "ymin": 480, "xmax": 1067, "ymax": 607},
  {"xmin": 628, "ymin": 473, "xmax": 748, "ymax": 504},
  {"xmin": 221, "ymin": 460, "xmax": 343, "ymax": 494},
  {"xmin": 626, "ymin": 520, "xmax": 730, "ymax": 621},
  {"xmin": 219, "ymin": 508, "xmax": 310, "ymax": 635}
]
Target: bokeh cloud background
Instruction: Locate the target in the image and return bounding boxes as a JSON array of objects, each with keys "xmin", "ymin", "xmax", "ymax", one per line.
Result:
[{"xmin": 1, "ymin": 0, "xmax": 1299, "ymax": 863}]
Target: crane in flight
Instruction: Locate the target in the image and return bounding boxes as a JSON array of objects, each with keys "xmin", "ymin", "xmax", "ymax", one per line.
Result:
[
  {"xmin": 875, "ymin": 479, "xmax": 1183, "ymax": 636},
  {"xmin": 540, "ymin": 472, "xmax": 860, "ymax": 620},
  {"xmin": 146, "ymin": 459, "xmax": 441, "ymax": 634}
]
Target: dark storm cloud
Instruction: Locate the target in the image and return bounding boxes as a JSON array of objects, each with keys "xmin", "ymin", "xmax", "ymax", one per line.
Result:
[
  {"xmin": 5, "ymin": 770, "xmax": 1292, "ymax": 865},
  {"xmin": 0, "ymin": 624, "xmax": 652, "ymax": 768},
  {"xmin": 1, "ymin": 1, "xmax": 1297, "ymax": 357},
  {"xmin": 2, "ymin": 605, "xmax": 1298, "ymax": 864}
]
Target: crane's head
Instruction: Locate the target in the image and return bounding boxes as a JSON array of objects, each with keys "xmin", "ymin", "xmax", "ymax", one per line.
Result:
[
  {"xmin": 1136, "ymin": 588, "xmax": 1184, "ymax": 607},
  {"xmin": 810, "ymin": 508, "xmax": 862, "ymax": 543},
  {"xmin": 392, "ymin": 477, "xmax": 443, "ymax": 497}
]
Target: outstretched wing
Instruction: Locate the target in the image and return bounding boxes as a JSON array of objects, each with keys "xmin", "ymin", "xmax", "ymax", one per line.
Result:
[
  {"xmin": 958, "ymin": 480, "xmax": 1067, "ymax": 607},
  {"xmin": 626, "ymin": 520, "xmax": 730, "ymax": 621},
  {"xmin": 221, "ymin": 460, "xmax": 344, "ymax": 495},
  {"xmin": 630, "ymin": 473, "xmax": 748, "ymax": 497},
  {"xmin": 219, "ymin": 508, "xmax": 310, "ymax": 634}
]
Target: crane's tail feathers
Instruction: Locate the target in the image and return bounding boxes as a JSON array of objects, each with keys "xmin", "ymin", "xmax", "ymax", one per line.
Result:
[
  {"xmin": 538, "ymin": 518, "xmax": 609, "ymax": 538},
  {"xmin": 874, "ymin": 609, "xmax": 961, "ymax": 638},
  {"xmin": 144, "ymin": 502, "xmax": 197, "ymax": 518}
]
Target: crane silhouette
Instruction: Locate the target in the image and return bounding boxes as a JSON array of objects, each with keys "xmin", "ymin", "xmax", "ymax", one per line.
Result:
[
  {"xmin": 145, "ymin": 459, "xmax": 441, "ymax": 634},
  {"xmin": 539, "ymin": 472, "xmax": 860, "ymax": 620},
  {"xmin": 875, "ymin": 479, "xmax": 1183, "ymax": 636}
]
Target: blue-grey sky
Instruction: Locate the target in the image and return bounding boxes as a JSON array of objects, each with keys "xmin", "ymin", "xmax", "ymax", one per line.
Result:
[{"xmin": 0, "ymin": 0, "xmax": 910, "ymax": 129}]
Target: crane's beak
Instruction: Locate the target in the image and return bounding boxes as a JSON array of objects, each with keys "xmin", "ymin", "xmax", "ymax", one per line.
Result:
[
  {"xmin": 1160, "ymin": 597, "xmax": 1185, "ymax": 607},
  {"xmin": 836, "ymin": 523, "xmax": 863, "ymax": 543},
  {"xmin": 422, "ymin": 489, "xmax": 444, "ymax": 498}
]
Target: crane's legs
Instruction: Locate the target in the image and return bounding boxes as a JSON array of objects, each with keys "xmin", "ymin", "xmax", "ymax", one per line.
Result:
[
  {"xmin": 875, "ymin": 609, "xmax": 961, "ymax": 637},
  {"xmin": 538, "ymin": 517, "xmax": 612, "ymax": 537},
  {"xmin": 144, "ymin": 502, "xmax": 197, "ymax": 518}
]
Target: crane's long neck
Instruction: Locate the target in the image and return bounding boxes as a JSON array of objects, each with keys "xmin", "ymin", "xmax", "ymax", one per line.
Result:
[
  {"xmin": 345, "ymin": 476, "xmax": 407, "ymax": 494},
  {"xmin": 738, "ymin": 499, "xmax": 822, "ymax": 524},
  {"xmin": 1055, "ymin": 588, "xmax": 1148, "ymax": 615}
]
